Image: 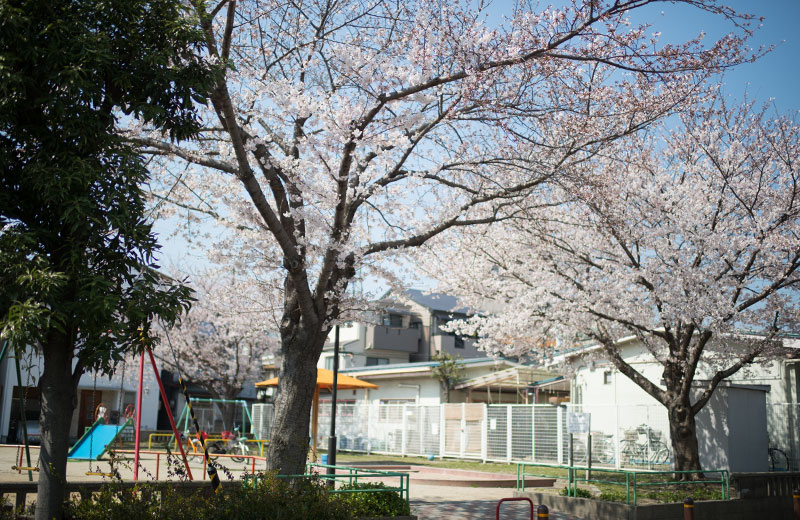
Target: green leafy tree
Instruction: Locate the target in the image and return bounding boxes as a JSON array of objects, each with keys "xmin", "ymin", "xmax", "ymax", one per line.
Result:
[
  {"xmin": 0, "ymin": 0, "xmax": 214, "ymax": 517},
  {"xmin": 431, "ymin": 353, "xmax": 464, "ymax": 404}
]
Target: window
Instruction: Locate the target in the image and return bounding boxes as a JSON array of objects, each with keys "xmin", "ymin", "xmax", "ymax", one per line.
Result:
[
  {"xmin": 378, "ymin": 399, "xmax": 416, "ymax": 422},
  {"xmin": 318, "ymin": 399, "xmax": 356, "ymax": 417},
  {"xmin": 454, "ymin": 335, "xmax": 464, "ymax": 349},
  {"xmin": 366, "ymin": 357, "xmax": 389, "ymax": 366},
  {"xmin": 603, "ymin": 370, "xmax": 613, "ymax": 385},
  {"xmin": 382, "ymin": 314, "xmax": 403, "ymax": 327},
  {"xmin": 325, "ymin": 356, "xmax": 335, "ymax": 370}
]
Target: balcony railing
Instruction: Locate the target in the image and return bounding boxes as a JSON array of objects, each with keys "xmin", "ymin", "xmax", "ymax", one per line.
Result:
[{"xmin": 366, "ymin": 325, "xmax": 420, "ymax": 353}]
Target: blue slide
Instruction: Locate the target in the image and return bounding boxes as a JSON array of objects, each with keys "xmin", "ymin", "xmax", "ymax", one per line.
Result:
[{"xmin": 68, "ymin": 418, "xmax": 132, "ymax": 460}]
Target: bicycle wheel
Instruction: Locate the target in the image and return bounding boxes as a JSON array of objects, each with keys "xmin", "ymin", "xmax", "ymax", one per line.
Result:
[
  {"xmin": 649, "ymin": 442, "xmax": 670, "ymax": 465},
  {"xmin": 597, "ymin": 440, "xmax": 615, "ymax": 465},
  {"xmin": 620, "ymin": 440, "xmax": 635, "ymax": 466},
  {"xmin": 570, "ymin": 440, "xmax": 587, "ymax": 465},
  {"xmin": 769, "ymin": 448, "xmax": 789, "ymax": 471},
  {"xmin": 230, "ymin": 444, "xmax": 246, "ymax": 463}
]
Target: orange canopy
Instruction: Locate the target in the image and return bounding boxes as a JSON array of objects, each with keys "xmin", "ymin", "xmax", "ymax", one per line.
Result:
[
  {"xmin": 255, "ymin": 368, "xmax": 378, "ymax": 457},
  {"xmin": 255, "ymin": 367, "xmax": 378, "ymax": 390}
]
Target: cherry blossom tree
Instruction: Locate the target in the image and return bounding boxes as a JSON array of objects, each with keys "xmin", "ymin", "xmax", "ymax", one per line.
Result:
[
  {"xmin": 135, "ymin": 0, "xmax": 759, "ymax": 473},
  {"xmin": 431, "ymin": 102, "xmax": 800, "ymax": 474},
  {"xmin": 158, "ymin": 272, "xmax": 278, "ymax": 427}
]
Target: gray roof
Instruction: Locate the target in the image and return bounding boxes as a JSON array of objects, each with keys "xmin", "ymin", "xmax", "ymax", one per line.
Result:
[{"xmin": 403, "ymin": 288, "xmax": 471, "ymax": 314}]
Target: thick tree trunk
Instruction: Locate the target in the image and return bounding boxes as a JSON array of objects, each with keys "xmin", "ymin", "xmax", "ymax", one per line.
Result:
[
  {"xmin": 36, "ymin": 330, "xmax": 79, "ymax": 520},
  {"xmin": 668, "ymin": 403, "xmax": 702, "ymax": 479},
  {"xmin": 266, "ymin": 328, "xmax": 326, "ymax": 475}
]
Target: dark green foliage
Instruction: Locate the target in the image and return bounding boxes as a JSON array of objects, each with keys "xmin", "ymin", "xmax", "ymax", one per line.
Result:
[
  {"xmin": 0, "ymin": 1, "xmax": 216, "ymax": 516},
  {"xmin": 597, "ymin": 488, "xmax": 628, "ymax": 502},
  {"xmin": 334, "ymin": 482, "xmax": 411, "ymax": 517},
  {"xmin": 431, "ymin": 352, "xmax": 464, "ymax": 403},
  {"xmin": 559, "ymin": 486, "xmax": 593, "ymax": 498},
  {"xmin": 0, "ymin": 0, "xmax": 216, "ymax": 370},
  {"xmin": 211, "ymin": 476, "xmax": 353, "ymax": 520},
  {"xmin": 66, "ymin": 483, "xmax": 199, "ymax": 520},
  {"xmin": 64, "ymin": 477, "xmax": 409, "ymax": 520}
]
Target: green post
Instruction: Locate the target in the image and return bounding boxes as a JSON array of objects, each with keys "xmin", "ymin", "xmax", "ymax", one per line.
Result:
[
  {"xmin": 244, "ymin": 402, "xmax": 254, "ymax": 429},
  {"xmin": 722, "ymin": 470, "xmax": 728, "ymax": 499},
  {"xmin": 632, "ymin": 471, "xmax": 637, "ymax": 505},
  {"xmin": 625, "ymin": 472, "xmax": 630, "ymax": 504}
]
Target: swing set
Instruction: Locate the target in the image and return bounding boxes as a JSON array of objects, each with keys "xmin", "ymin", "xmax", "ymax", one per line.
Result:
[{"xmin": 3, "ymin": 324, "xmax": 224, "ymax": 493}]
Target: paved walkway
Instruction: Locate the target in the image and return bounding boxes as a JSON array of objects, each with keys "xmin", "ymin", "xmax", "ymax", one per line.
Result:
[{"xmin": 410, "ymin": 483, "xmax": 581, "ymax": 519}]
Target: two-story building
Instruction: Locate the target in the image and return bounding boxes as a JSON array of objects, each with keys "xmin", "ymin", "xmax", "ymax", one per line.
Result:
[{"xmin": 319, "ymin": 289, "xmax": 485, "ymax": 371}]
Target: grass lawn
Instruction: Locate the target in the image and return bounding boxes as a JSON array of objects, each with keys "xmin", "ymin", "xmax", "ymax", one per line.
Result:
[{"xmin": 326, "ymin": 451, "xmax": 519, "ymax": 474}]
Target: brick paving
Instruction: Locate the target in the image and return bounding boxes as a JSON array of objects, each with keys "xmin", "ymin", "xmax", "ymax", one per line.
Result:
[{"xmin": 409, "ymin": 484, "xmax": 582, "ymax": 520}]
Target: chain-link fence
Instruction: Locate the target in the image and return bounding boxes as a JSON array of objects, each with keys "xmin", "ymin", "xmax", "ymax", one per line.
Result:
[{"xmin": 254, "ymin": 401, "xmax": 672, "ymax": 468}]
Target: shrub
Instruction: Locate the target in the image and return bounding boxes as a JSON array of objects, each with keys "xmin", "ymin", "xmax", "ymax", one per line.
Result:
[
  {"xmin": 64, "ymin": 475, "xmax": 414, "ymax": 519},
  {"xmin": 335, "ymin": 482, "xmax": 410, "ymax": 517},
  {"xmin": 558, "ymin": 486, "xmax": 593, "ymax": 498},
  {"xmin": 65, "ymin": 482, "xmax": 202, "ymax": 520},
  {"xmin": 210, "ymin": 475, "xmax": 352, "ymax": 520},
  {"xmin": 597, "ymin": 488, "xmax": 628, "ymax": 502}
]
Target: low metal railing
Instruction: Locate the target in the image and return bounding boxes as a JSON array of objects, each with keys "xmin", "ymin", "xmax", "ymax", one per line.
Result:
[
  {"xmin": 243, "ymin": 462, "xmax": 410, "ymax": 507},
  {"xmin": 516, "ymin": 462, "xmax": 729, "ymax": 505}
]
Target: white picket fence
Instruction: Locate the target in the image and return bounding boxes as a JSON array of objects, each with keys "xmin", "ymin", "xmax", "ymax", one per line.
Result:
[{"xmin": 252, "ymin": 401, "xmax": 674, "ymax": 469}]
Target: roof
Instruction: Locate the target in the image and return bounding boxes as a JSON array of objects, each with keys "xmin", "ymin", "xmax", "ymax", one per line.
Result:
[
  {"xmin": 453, "ymin": 366, "xmax": 559, "ymax": 390},
  {"xmin": 384, "ymin": 288, "xmax": 472, "ymax": 314},
  {"xmin": 558, "ymin": 331, "xmax": 800, "ymax": 364},
  {"xmin": 340, "ymin": 357, "xmax": 520, "ymax": 379},
  {"xmin": 255, "ymin": 368, "xmax": 378, "ymax": 390}
]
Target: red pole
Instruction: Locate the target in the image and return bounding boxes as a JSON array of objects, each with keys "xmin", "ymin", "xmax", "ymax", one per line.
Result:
[
  {"xmin": 146, "ymin": 347, "xmax": 194, "ymax": 480},
  {"xmin": 156, "ymin": 453, "xmax": 160, "ymax": 480},
  {"xmin": 134, "ymin": 348, "xmax": 145, "ymax": 481},
  {"xmin": 251, "ymin": 455, "xmax": 255, "ymax": 474}
]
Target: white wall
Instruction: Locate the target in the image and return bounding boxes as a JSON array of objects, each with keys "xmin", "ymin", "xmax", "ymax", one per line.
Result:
[
  {"xmin": 0, "ymin": 348, "xmax": 161, "ymax": 441},
  {"xmin": 574, "ymin": 340, "xmax": 774, "ymax": 472},
  {"xmin": 344, "ymin": 376, "xmax": 442, "ymax": 405}
]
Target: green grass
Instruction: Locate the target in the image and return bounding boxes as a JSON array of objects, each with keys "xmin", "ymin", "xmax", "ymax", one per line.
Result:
[{"xmin": 330, "ymin": 452, "xmax": 522, "ymax": 475}]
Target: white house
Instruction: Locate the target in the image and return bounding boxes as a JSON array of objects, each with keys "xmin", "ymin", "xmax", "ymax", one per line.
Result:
[
  {"xmin": 565, "ymin": 335, "xmax": 800, "ymax": 472},
  {"xmin": 0, "ymin": 348, "xmax": 161, "ymax": 444}
]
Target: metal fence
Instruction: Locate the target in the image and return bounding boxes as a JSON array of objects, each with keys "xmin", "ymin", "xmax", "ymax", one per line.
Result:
[{"xmin": 252, "ymin": 402, "xmax": 674, "ymax": 469}]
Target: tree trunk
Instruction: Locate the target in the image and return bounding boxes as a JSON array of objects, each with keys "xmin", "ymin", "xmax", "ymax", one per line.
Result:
[
  {"xmin": 36, "ymin": 330, "xmax": 79, "ymax": 520},
  {"xmin": 266, "ymin": 328, "xmax": 326, "ymax": 475},
  {"xmin": 668, "ymin": 402, "xmax": 702, "ymax": 479}
]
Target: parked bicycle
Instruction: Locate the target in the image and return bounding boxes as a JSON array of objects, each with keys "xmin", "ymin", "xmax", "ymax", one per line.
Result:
[
  {"xmin": 570, "ymin": 433, "xmax": 615, "ymax": 465},
  {"xmin": 768, "ymin": 446, "xmax": 790, "ymax": 471},
  {"xmin": 620, "ymin": 425, "xmax": 670, "ymax": 466},
  {"xmin": 216, "ymin": 426, "xmax": 250, "ymax": 462}
]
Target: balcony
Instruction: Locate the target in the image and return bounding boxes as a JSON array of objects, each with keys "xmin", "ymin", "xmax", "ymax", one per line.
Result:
[
  {"xmin": 432, "ymin": 334, "xmax": 475, "ymax": 354},
  {"xmin": 366, "ymin": 325, "xmax": 420, "ymax": 353}
]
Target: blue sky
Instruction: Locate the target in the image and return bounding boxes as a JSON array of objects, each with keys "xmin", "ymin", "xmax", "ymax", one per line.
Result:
[
  {"xmin": 629, "ymin": 0, "xmax": 800, "ymax": 112},
  {"xmin": 153, "ymin": 0, "xmax": 800, "ymax": 283}
]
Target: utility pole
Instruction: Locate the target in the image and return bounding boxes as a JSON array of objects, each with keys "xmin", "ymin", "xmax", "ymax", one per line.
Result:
[{"xmin": 326, "ymin": 325, "xmax": 340, "ymax": 479}]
